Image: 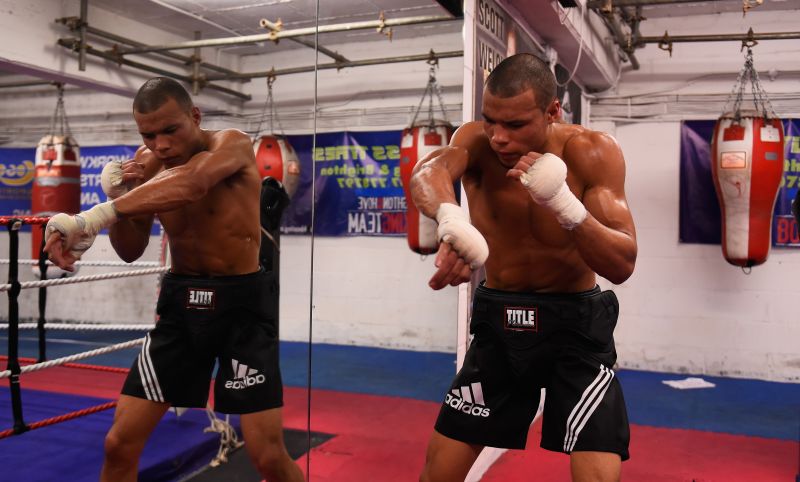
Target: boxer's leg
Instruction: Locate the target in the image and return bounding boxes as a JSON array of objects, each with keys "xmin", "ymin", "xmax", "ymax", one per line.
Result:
[
  {"xmin": 571, "ymin": 451, "xmax": 621, "ymax": 482},
  {"xmin": 420, "ymin": 430, "xmax": 483, "ymax": 482},
  {"xmin": 240, "ymin": 407, "xmax": 304, "ymax": 482},
  {"xmin": 101, "ymin": 395, "xmax": 170, "ymax": 482}
]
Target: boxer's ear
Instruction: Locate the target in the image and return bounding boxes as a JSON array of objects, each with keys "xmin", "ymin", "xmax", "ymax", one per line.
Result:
[
  {"xmin": 190, "ymin": 106, "xmax": 201, "ymax": 125},
  {"xmin": 545, "ymin": 99, "xmax": 560, "ymax": 124}
]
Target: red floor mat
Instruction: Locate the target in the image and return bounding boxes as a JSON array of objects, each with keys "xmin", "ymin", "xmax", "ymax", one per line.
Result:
[{"xmin": 482, "ymin": 420, "xmax": 799, "ymax": 482}]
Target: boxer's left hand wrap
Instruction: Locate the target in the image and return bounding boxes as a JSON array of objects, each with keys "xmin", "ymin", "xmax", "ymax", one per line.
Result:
[
  {"xmin": 519, "ymin": 153, "xmax": 588, "ymax": 230},
  {"xmin": 45, "ymin": 201, "xmax": 118, "ymax": 258},
  {"xmin": 100, "ymin": 160, "xmax": 129, "ymax": 200},
  {"xmin": 435, "ymin": 203, "xmax": 489, "ymax": 269}
]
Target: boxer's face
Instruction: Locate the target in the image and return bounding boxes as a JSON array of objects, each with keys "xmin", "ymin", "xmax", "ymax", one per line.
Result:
[
  {"xmin": 134, "ymin": 97, "xmax": 203, "ymax": 167},
  {"xmin": 482, "ymin": 88, "xmax": 559, "ymax": 168}
]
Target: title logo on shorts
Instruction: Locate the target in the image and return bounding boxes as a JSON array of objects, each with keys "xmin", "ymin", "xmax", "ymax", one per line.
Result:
[
  {"xmin": 504, "ymin": 306, "xmax": 537, "ymax": 331},
  {"xmin": 225, "ymin": 359, "xmax": 266, "ymax": 390},
  {"xmin": 186, "ymin": 288, "xmax": 215, "ymax": 310},
  {"xmin": 444, "ymin": 382, "xmax": 490, "ymax": 418}
]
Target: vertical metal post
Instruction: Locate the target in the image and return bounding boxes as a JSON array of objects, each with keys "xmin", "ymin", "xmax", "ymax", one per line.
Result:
[
  {"xmin": 36, "ymin": 224, "xmax": 48, "ymax": 363},
  {"xmin": 192, "ymin": 31, "xmax": 201, "ymax": 95},
  {"xmin": 79, "ymin": 0, "xmax": 88, "ymax": 71},
  {"xmin": 6, "ymin": 220, "xmax": 28, "ymax": 434}
]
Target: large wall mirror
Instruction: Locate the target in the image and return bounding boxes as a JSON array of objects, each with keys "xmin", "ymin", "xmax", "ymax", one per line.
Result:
[
  {"xmin": 0, "ymin": 1, "xmax": 316, "ymax": 480},
  {"xmin": 6, "ymin": 1, "xmax": 798, "ymax": 481},
  {"xmin": 307, "ymin": 1, "xmax": 463, "ymax": 480}
]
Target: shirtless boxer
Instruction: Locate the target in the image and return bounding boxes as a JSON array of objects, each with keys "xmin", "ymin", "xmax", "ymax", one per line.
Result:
[
  {"xmin": 411, "ymin": 53, "xmax": 637, "ymax": 482},
  {"xmin": 44, "ymin": 77, "xmax": 303, "ymax": 482}
]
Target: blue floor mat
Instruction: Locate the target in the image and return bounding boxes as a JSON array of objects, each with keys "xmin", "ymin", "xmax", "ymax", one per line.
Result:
[
  {"xmin": 0, "ymin": 388, "xmax": 225, "ymax": 482},
  {"xmin": 619, "ymin": 369, "xmax": 800, "ymax": 441}
]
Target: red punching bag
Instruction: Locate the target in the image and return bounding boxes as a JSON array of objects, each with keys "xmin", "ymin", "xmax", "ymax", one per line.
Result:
[
  {"xmin": 31, "ymin": 134, "xmax": 81, "ymax": 259},
  {"xmin": 253, "ymin": 135, "xmax": 301, "ymax": 199},
  {"xmin": 400, "ymin": 120, "xmax": 453, "ymax": 254},
  {"xmin": 711, "ymin": 111, "xmax": 784, "ymax": 267}
]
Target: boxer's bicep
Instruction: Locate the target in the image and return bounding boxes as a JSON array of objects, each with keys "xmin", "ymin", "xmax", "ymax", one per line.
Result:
[{"xmin": 572, "ymin": 133, "xmax": 635, "ymax": 237}]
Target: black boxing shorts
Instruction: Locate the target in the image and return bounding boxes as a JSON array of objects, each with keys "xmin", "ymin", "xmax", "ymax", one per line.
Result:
[
  {"xmin": 434, "ymin": 284, "xmax": 630, "ymax": 461},
  {"xmin": 121, "ymin": 268, "xmax": 283, "ymax": 414}
]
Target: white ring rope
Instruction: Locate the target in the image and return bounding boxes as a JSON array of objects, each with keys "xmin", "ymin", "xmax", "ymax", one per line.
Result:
[
  {"xmin": 0, "ymin": 337, "xmax": 145, "ymax": 379},
  {"xmin": 0, "ymin": 266, "xmax": 169, "ymax": 292},
  {"xmin": 0, "ymin": 323, "xmax": 155, "ymax": 331},
  {"xmin": 0, "ymin": 259, "xmax": 163, "ymax": 268}
]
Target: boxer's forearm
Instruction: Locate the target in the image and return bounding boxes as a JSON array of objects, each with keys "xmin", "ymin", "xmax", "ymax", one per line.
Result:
[
  {"xmin": 113, "ymin": 166, "xmax": 207, "ymax": 217},
  {"xmin": 571, "ymin": 215, "xmax": 637, "ymax": 284},
  {"xmin": 109, "ymin": 215, "xmax": 153, "ymax": 263},
  {"xmin": 409, "ymin": 147, "xmax": 468, "ymax": 219}
]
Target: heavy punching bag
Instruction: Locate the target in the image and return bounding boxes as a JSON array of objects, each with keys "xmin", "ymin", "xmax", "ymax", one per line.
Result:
[
  {"xmin": 711, "ymin": 111, "xmax": 784, "ymax": 267},
  {"xmin": 253, "ymin": 135, "xmax": 301, "ymax": 199},
  {"xmin": 400, "ymin": 120, "xmax": 453, "ymax": 255},
  {"xmin": 31, "ymin": 134, "xmax": 81, "ymax": 259}
]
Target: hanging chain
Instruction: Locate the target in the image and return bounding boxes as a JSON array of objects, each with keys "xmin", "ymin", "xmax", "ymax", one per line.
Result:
[
  {"xmin": 722, "ymin": 48, "xmax": 777, "ymax": 122},
  {"xmin": 410, "ymin": 53, "xmax": 450, "ymax": 130},
  {"xmin": 254, "ymin": 73, "xmax": 286, "ymax": 138},
  {"xmin": 46, "ymin": 83, "xmax": 74, "ymax": 140}
]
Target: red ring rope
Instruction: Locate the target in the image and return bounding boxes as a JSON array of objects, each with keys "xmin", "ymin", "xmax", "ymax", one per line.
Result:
[
  {"xmin": 0, "ymin": 216, "xmax": 50, "ymax": 226},
  {"xmin": 0, "ymin": 401, "xmax": 117, "ymax": 439}
]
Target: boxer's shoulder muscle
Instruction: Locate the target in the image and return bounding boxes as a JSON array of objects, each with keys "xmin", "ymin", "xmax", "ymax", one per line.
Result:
[
  {"xmin": 562, "ymin": 128, "xmax": 625, "ymax": 188},
  {"xmin": 206, "ymin": 128, "xmax": 255, "ymax": 157},
  {"xmin": 134, "ymin": 146, "xmax": 165, "ymax": 182}
]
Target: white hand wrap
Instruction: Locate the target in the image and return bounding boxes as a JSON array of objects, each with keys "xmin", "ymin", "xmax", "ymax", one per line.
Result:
[
  {"xmin": 435, "ymin": 203, "xmax": 489, "ymax": 269},
  {"xmin": 45, "ymin": 202, "xmax": 119, "ymax": 259},
  {"xmin": 100, "ymin": 160, "xmax": 129, "ymax": 200},
  {"xmin": 519, "ymin": 153, "xmax": 588, "ymax": 230}
]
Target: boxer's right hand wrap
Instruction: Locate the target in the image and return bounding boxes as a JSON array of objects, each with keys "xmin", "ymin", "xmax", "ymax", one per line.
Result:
[
  {"xmin": 100, "ymin": 160, "xmax": 129, "ymax": 200},
  {"xmin": 519, "ymin": 153, "xmax": 588, "ymax": 230},
  {"xmin": 435, "ymin": 203, "xmax": 489, "ymax": 269},
  {"xmin": 46, "ymin": 202, "xmax": 119, "ymax": 258}
]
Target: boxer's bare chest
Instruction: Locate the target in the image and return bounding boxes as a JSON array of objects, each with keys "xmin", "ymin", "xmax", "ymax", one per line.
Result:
[{"xmin": 463, "ymin": 151, "xmax": 590, "ymax": 290}]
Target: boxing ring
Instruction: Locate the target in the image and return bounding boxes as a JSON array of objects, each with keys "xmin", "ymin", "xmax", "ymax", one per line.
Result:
[
  {"xmin": 0, "ymin": 215, "xmax": 161, "ymax": 439},
  {"xmin": 0, "ymin": 215, "xmax": 263, "ymax": 480}
]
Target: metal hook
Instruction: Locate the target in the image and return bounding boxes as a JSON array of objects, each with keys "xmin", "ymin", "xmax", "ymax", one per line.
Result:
[
  {"xmin": 376, "ymin": 11, "xmax": 393, "ymax": 40},
  {"xmin": 657, "ymin": 31, "xmax": 673, "ymax": 57},
  {"xmin": 740, "ymin": 27, "xmax": 758, "ymax": 51}
]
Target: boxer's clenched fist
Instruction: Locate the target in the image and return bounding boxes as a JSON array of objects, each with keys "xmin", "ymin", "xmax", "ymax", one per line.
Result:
[
  {"xmin": 508, "ymin": 152, "xmax": 588, "ymax": 230},
  {"xmin": 44, "ymin": 202, "xmax": 119, "ymax": 271},
  {"xmin": 435, "ymin": 203, "xmax": 489, "ymax": 270},
  {"xmin": 100, "ymin": 160, "xmax": 145, "ymax": 200}
]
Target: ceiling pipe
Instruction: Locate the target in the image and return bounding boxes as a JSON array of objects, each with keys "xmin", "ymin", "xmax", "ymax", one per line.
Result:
[
  {"xmin": 258, "ymin": 18, "xmax": 349, "ymax": 64},
  {"xmin": 204, "ymin": 50, "xmax": 463, "ymax": 81},
  {"xmin": 56, "ymin": 16, "xmax": 242, "ymax": 78},
  {"xmin": 78, "ymin": 0, "xmax": 88, "ymax": 71},
  {"xmin": 638, "ymin": 30, "xmax": 800, "ymax": 44},
  {"xmin": 588, "ymin": 0, "xmax": 727, "ymax": 7},
  {"xmin": 116, "ymin": 15, "xmax": 458, "ymax": 55},
  {"xmin": 57, "ymin": 38, "xmax": 250, "ymax": 101},
  {"xmin": 0, "ymin": 80, "xmax": 60, "ymax": 89}
]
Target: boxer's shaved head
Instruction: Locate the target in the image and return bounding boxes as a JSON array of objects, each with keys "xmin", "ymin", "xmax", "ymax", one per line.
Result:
[
  {"xmin": 133, "ymin": 77, "xmax": 194, "ymax": 114},
  {"xmin": 485, "ymin": 53, "xmax": 556, "ymax": 111}
]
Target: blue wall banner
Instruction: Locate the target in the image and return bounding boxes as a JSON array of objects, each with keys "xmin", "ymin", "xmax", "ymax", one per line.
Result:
[
  {"xmin": 0, "ymin": 145, "xmax": 144, "ymax": 233},
  {"xmin": 680, "ymin": 119, "xmax": 800, "ymax": 247},
  {"xmin": 282, "ymin": 130, "xmax": 409, "ymax": 237},
  {"xmin": 0, "ymin": 148, "xmax": 36, "ymax": 219},
  {"xmin": 0, "ymin": 130, "xmax": 416, "ymax": 239}
]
